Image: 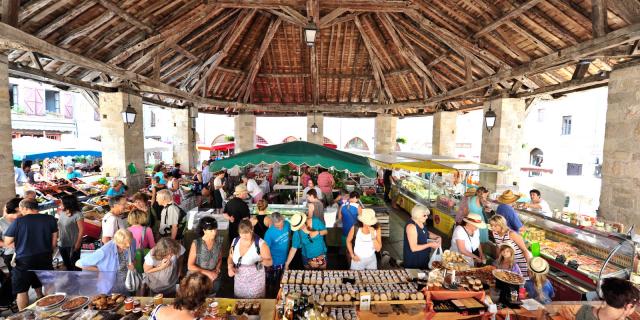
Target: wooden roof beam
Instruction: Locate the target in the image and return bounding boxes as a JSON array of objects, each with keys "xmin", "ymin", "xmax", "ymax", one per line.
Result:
[
  {"xmin": 34, "ymin": 0, "xmax": 96, "ymax": 39},
  {"xmin": 214, "ymin": 0, "xmax": 414, "ymax": 11},
  {"xmin": 354, "ymin": 15, "xmax": 394, "ymax": 103},
  {"xmin": 319, "ymin": 8, "xmax": 349, "ymax": 27},
  {"xmin": 240, "ymin": 18, "xmax": 282, "ymax": 103},
  {"xmin": 267, "ymin": 9, "xmax": 306, "ymax": 27},
  {"xmin": 571, "ymin": 60, "xmax": 591, "ymax": 80},
  {"xmin": 190, "ymin": 9, "xmax": 257, "ymax": 95},
  {"xmin": 474, "ymin": 0, "xmax": 544, "ymax": 38},
  {"xmin": 591, "ymin": 0, "xmax": 608, "ymax": 38},
  {"xmin": 607, "ymin": 0, "xmax": 640, "ymax": 25},
  {"xmin": 2, "ymin": 0, "xmax": 19, "ymax": 26},
  {"xmin": 18, "ymin": 0, "xmax": 54, "ymax": 23}
]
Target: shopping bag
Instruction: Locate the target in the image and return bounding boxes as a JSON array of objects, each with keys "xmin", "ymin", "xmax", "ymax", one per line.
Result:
[
  {"xmin": 428, "ymin": 246, "xmax": 443, "ymax": 269},
  {"xmin": 125, "ymin": 249, "xmax": 143, "ymax": 292}
]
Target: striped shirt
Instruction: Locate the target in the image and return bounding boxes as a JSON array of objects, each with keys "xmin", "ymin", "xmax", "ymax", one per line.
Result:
[{"xmin": 493, "ymin": 230, "xmax": 530, "ymax": 280}]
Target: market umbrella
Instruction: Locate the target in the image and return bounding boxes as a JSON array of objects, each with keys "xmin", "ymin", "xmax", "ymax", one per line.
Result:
[
  {"xmin": 13, "ymin": 136, "xmax": 102, "ymax": 162},
  {"xmin": 209, "ymin": 140, "xmax": 377, "ymax": 177}
]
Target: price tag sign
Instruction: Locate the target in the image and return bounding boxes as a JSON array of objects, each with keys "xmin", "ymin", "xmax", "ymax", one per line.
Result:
[{"xmin": 359, "ymin": 292, "xmax": 371, "ymax": 311}]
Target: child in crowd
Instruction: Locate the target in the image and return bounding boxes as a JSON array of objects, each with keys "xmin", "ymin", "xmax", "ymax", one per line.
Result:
[
  {"xmin": 525, "ymin": 257, "xmax": 554, "ymax": 304},
  {"xmin": 494, "ymin": 244, "xmax": 522, "ymax": 276}
]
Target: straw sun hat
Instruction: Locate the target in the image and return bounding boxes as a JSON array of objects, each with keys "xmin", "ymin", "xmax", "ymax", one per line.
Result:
[
  {"xmin": 290, "ymin": 213, "xmax": 307, "ymax": 231},
  {"xmin": 463, "ymin": 213, "xmax": 487, "ymax": 229},
  {"xmin": 497, "ymin": 190, "xmax": 520, "ymax": 204},
  {"xmin": 529, "ymin": 256, "xmax": 550, "ymax": 275},
  {"xmin": 358, "ymin": 209, "xmax": 378, "ymax": 226},
  {"xmin": 464, "ymin": 187, "xmax": 477, "ymax": 197},
  {"xmin": 233, "ymin": 184, "xmax": 248, "ymax": 196}
]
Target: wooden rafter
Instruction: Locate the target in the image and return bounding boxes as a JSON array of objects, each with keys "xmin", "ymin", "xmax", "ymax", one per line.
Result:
[
  {"xmin": 240, "ymin": 18, "xmax": 282, "ymax": 103},
  {"xmin": 267, "ymin": 9, "xmax": 306, "ymax": 27},
  {"xmin": 2, "ymin": 0, "xmax": 20, "ymax": 26},
  {"xmin": 189, "ymin": 9, "xmax": 257, "ymax": 95},
  {"xmin": 474, "ymin": 0, "xmax": 544, "ymax": 38},
  {"xmin": 353, "ymin": 15, "xmax": 393, "ymax": 103},
  {"xmin": 591, "ymin": 0, "xmax": 608, "ymax": 38},
  {"xmin": 34, "ymin": 0, "xmax": 95, "ymax": 39},
  {"xmin": 319, "ymin": 8, "xmax": 348, "ymax": 27},
  {"xmin": 213, "ymin": 0, "xmax": 414, "ymax": 12}
]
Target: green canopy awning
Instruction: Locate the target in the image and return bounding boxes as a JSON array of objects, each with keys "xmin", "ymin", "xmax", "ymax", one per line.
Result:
[{"xmin": 209, "ymin": 141, "xmax": 377, "ymax": 177}]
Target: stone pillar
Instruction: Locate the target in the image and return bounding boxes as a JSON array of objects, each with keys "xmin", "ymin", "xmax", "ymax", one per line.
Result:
[
  {"xmin": 99, "ymin": 91, "xmax": 145, "ymax": 190},
  {"xmin": 480, "ymin": 98, "xmax": 525, "ymax": 193},
  {"xmin": 0, "ymin": 55, "xmax": 15, "ymax": 210},
  {"xmin": 432, "ymin": 111, "xmax": 457, "ymax": 157},
  {"xmin": 374, "ymin": 114, "xmax": 397, "ymax": 154},
  {"xmin": 599, "ymin": 63, "xmax": 640, "ymax": 224},
  {"xmin": 171, "ymin": 107, "xmax": 196, "ymax": 170},
  {"xmin": 234, "ymin": 112, "xmax": 256, "ymax": 153},
  {"xmin": 306, "ymin": 113, "xmax": 324, "ymax": 145}
]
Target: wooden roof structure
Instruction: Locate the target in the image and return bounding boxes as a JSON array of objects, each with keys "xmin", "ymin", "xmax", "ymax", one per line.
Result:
[{"xmin": 1, "ymin": 0, "xmax": 639, "ymax": 116}]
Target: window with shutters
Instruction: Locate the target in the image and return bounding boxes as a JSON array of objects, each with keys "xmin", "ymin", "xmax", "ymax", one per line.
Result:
[
  {"xmin": 45, "ymin": 90, "xmax": 60, "ymax": 114},
  {"xmin": 566, "ymin": 163, "xmax": 582, "ymax": 176},
  {"xmin": 561, "ymin": 116, "xmax": 572, "ymax": 135}
]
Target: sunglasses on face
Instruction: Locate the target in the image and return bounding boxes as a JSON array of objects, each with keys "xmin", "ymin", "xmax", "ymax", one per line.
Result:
[{"xmin": 234, "ymin": 256, "xmax": 243, "ymax": 269}]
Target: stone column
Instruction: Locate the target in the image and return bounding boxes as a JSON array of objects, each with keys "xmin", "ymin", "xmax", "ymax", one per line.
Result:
[
  {"xmin": 432, "ymin": 111, "xmax": 457, "ymax": 157},
  {"xmin": 480, "ymin": 98, "xmax": 525, "ymax": 193},
  {"xmin": 599, "ymin": 63, "xmax": 640, "ymax": 224},
  {"xmin": 374, "ymin": 114, "xmax": 397, "ymax": 154},
  {"xmin": 171, "ymin": 107, "xmax": 196, "ymax": 170},
  {"xmin": 234, "ymin": 112, "xmax": 256, "ymax": 153},
  {"xmin": 0, "ymin": 55, "xmax": 15, "ymax": 210},
  {"xmin": 99, "ymin": 91, "xmax": 146, "ymax": 190},
  {"xmin": 306, "ymin": 113, "xmax": 324, "ymax": 145}
]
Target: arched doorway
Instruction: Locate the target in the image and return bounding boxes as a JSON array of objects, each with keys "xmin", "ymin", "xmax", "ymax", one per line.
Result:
[{"xmin": 344, "ymin": 137, "xmax": 369, "ymax": 151}]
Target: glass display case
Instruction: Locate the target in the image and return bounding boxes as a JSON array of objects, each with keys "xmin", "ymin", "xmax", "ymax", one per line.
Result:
[{"xmin": 513, "ymin": 209, "xmax": 633, "ymax": 295}]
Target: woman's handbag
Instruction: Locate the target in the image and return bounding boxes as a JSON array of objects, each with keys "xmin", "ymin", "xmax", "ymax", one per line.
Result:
[{"xmin": 125, "ymin": 249, "xmax": 143, "ymax": 292}]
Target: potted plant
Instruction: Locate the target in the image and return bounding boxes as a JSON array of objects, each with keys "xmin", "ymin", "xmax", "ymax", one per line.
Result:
[{"xmin": 396, "ymin": 137, "xmax": 407, "ymax": 144}]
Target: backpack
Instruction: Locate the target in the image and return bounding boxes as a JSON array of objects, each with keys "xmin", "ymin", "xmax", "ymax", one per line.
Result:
[
  {"xmin": 231, "ymin": 235, "xmax": 261, "ymax": 256},
  {"xmin": 162, "ymin": 204, "xmax": 188, "ymax": 240}
]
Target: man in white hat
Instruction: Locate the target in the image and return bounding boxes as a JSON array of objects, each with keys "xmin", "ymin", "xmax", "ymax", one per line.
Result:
[
  {"xmin": 224, "ymin": 184, "xmax": 251, "ymax": 244},
  {"xmin": 284, "ymin": 213, "xmax": 328, "ymax": 270},
  {"xmin": 346, "ymin": 209, "xmax": 382, "ymax": 270}
]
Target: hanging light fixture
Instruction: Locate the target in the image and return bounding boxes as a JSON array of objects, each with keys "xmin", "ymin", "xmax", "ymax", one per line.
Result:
[
  {"xmin": 484, "ymin": 101, "xmax": 497, "ymax": 132},
  {"xmin": 304, "ymin": 22, "xmax": 318, "ymax": 46},
  {"xmin": 121, "ymin": 91, "xmax": 137, "ymax": 128},
  {"xmin": 310, "ymin": 111, "xmax": 318, "ymax": 134}
]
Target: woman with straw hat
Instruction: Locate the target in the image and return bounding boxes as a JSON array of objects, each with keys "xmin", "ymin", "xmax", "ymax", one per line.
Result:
[
  {"xmin": 450, "ymin": 213, "xmax": 487, "ymax": 267},
  {"xmin": 284, "ymin": 213, "xmax": 328, "ymax": 270},
  {"xmin": 223, "ymin": 184, "xmax": 251, "ymax": 245},
  {"xmin": 346, "ymin": 209, "xmax": 382, "ymax": 270},
  {"xmin": 496, "ymin": 190, "xmax": 525, "ymax": 233}
]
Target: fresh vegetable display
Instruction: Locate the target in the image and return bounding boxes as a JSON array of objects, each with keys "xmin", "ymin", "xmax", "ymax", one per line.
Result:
[{"xmin": 361, "ymin": 195, "xmax": 384, "ymax": 206}]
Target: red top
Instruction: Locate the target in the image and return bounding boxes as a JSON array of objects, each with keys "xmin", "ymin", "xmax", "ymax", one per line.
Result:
[{"xmin": 317, "ymin": 172, "xmax": 334, "ymax": 193}]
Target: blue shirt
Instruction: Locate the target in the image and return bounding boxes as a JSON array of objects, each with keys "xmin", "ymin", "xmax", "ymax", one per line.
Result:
[
  {"xmin": 106, "ymin": 187, "xmax": 125, "ymax": 197},
  {"xmin": 78, "ymin": 240, "xmax": 135, "ymax": 272},
  {"xmin": 154, "ymin": 172, "xmax": 167, "ymax": 185},
  {"xmin": 5, "ymin": 214, "xmax": 58, "ymax": 259},
  {"xmin": 525, "ymin": 279, "xmax": 554, "ymax": 304},
  {"xmin": 340, "ymin": 203, "xmax": 359, "ymax": 237},
  {"xmin": 264, "ymin": 221, "xmax": 291, "ymax": 266},
  {"xmin": 291, "ymin": 218, "xmax": 327, "ymax": 260},
  {"xmin": 67, "ymin": 171, "xmax": 82, "ymax": 179},
  {"xmin": 497, "ymin": 204, "xmax": 523, "ymax": 232}
]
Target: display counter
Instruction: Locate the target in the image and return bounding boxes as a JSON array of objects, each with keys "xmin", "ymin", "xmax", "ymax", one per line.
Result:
[{"xmin": 484, "ymin": 204, "xmax": 634, "ymax": 300}]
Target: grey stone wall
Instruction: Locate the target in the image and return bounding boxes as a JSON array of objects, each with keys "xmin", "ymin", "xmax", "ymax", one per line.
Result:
[
  {"xmin": 171, "ymin": 108, "xmax": 196, "ymax": 170},
  {"xmin": 0, "ymin": 56, "xmax": 16, "ymax": 210},
  {"xmin": 234, "ymin": 112, "xmax": 256, "ymax": 153},
  {"xmin": 374, "ymin": 114, "xmax": 397, "ymax": 154},
  {"xmin": 599, "ymin": 63, "xmax": 640, "ymax": 224}
]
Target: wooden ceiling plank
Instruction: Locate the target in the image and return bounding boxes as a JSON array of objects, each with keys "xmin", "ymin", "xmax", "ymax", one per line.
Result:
[
  {"xmin": 348, "ymin": 34, "xmax": 361, "ymax": 103},
  {"xmin": 546, "ymin": 0, "xmax": 592, "ymax": 32},
  {"xmin": 283, "ymin": 5, "xmax": 308, "ymax": 24},
  {"xmin": 34, "ymin": 0, "xmax": 95, "ymax": 39},
  {"xmin": 607, "ymin": 0, "xmax": 640, "ymax": 24},
  {"xmin": 59, "ymin": 10, "xmax": 116, "ymax": 47},
  {"xmin": 505, "ymin": 21, "xmax": 554, "ymax": 54},
  {"xmin": 464, "ymin": 53, "xmax": 473, "ymax": 84},
  {"xmin": 18, "ymin": 0, "xmax": 55, "ymax": 23},
  {"xmin": 323, "ymin": 12, "xmax": 360, "ymax": 28},
  {"xmin": 524, "ymin": 5, "xmax": 579, "ymax": 45},
  {"xmin": 214, "ymin": 0, "xmax": 413, "ymax": 12},
  {"xmin": 241, "ymin": 18, "xmax": 282, "ymax": 103},
  {"xmin": 474, "ymin": 0, "xmax": 544, "ymax": 38},
  {"xmin": 361, "ymin": 15, "xmax": 394, "ymax": 69},
  {"xmin": 96, "ymin": 0, "xmax": 152, "ymax": 33},
  {"xmin": 591, "ymin": 0, "xmax": 608, "ymax": 38}
]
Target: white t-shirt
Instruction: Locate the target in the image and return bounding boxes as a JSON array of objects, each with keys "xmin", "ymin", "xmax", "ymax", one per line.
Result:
[
  {"xmin": 144, "ymin": 244, "xmax": 186, "ymax": 266},
  {"xmin": 159, "ymin": 204, "xmax": 180, "ymax": 236},
  {"xmin": 246, "ymin": 179, "xmax": 262, "ymax": 198},
  {"xmin": 538, "ymin": 199, "xmax": 552, "ymax": 217},
  {"xmin": 450, "ymin": 225, "xmax": 479, "ymax": 267},
  {"xmin": 102, "ymin": 212, "xmax": 127, "ymax": 239}
]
